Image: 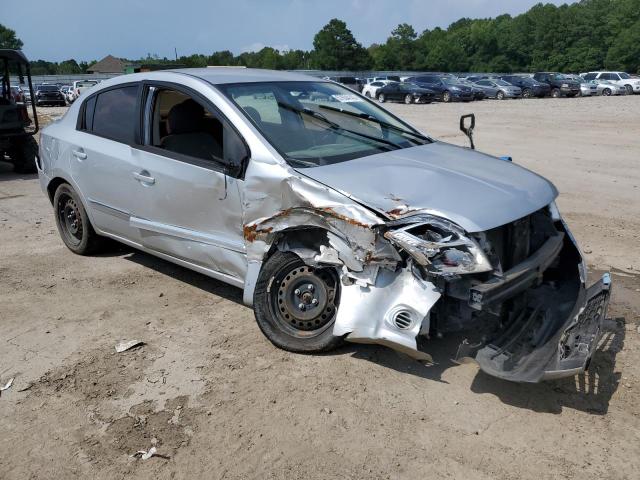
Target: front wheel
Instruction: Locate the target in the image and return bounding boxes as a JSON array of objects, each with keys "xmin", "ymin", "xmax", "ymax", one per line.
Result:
[
  {"xmin": 602, "ymin": 88, "xmax": 612, "ymax": 96},
  {"xmin": 365, "ymin": 91, "xmax": 371, "ymax": 98},
  {"xmin": 496, "ymin": 91, "xmax": 505, "ymax": 100},
  {"xmin": 404, "ymin": 94, "xmax": 413, "ymax": 104},
  {"xmin": 522, "ymin": 88, "xmax": 532, "ymax": 99},
  {"xmin": 624, "ymin": 85, "xmax": 633, "ymax": 95},
  {"xmin": 253, "ymin": 252, "xmax": 343, "ymax": 353},
  {"xmin": 551, "ymin": 88, "xmax": 561, "ymax": 98},
  {"xmin": 442, "ymin": 91, "xmax": 451, "ymax": 103},
  {"xmin": 53, "ymin": 183, "xmax": 105, "ymax": 255},
  {"xmin": 377, "ymin": 93, "xmax": 386, "ymax": 103}
]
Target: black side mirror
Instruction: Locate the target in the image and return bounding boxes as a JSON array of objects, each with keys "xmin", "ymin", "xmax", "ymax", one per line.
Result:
[{"xmin": 460, "ymin": 114, "xmax": 476, "ymax": 150}]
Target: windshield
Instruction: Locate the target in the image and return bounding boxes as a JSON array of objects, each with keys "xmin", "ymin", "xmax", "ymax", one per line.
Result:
[
  {"xmin": 619, "ymin": 73, "xmax": 630, "ymax": 79},
  {"xmin": 551, "ymin": 74, "xmax": 568, "ymax": 80},
  {"xmin": 493, "ymin": 80, "xmax": 511, "ymax": 86},
  {"xmin": 38, "ymin": 85, "xmax": 59, "ymax": 92},
  {"xmin": 218, "ymin": 81, "xmax": 431, "ymax": 168}
]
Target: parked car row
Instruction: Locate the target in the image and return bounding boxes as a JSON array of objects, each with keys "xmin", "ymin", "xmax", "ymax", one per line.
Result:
[
  {"xmin": 328, "ymin": 70, "xmax": 639, "ymax": 105},
  {"xmin": 11, "ymin": 80, "xmax": 100, "ymax": 107}
]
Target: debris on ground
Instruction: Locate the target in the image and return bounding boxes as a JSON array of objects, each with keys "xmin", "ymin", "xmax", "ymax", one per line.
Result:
[
  {"xmin": 131, "ymin": 446, "xmax": 157, "ymax": 460},
  {"xmin": 1, "ymin": 377, "xmax": 14, "ymax": 394},
  {"xmin": 114, "ymin": 340, "xmax": 145, "ymax": 353}
]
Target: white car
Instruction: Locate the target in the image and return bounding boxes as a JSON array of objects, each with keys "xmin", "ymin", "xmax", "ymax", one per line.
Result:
[
  {"xmin": 71, "ymin": 80, "xmax": 99, "ymax": 101},
  {"xmin": 362, "ymin": 80, "xmax": 395, "ymax": 98},
  {"xmin": 587, "ymin": 79, "xmax": 627, "ymax": 96},
  {"xmin": 582, "ymin": 71, "xmax": 640, "ymax": 95}
]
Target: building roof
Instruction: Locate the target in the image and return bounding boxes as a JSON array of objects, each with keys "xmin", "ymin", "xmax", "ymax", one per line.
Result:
[{"xmin": 87, "ymin": 55, "xmax": 125, "ymax": 73}]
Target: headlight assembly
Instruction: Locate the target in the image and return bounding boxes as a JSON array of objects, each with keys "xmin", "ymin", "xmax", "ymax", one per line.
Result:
[{"xmin": 384, "ymin": 215, "xmax": 492, "ymax": 276}]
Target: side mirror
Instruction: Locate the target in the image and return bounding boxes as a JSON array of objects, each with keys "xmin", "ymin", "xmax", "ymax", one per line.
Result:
[{"xmin": 460, "ymin": 114, "xmax": 475, "ymax": 150}]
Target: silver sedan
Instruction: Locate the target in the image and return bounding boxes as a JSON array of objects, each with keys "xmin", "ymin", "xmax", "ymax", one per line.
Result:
[
  {"xmin": 589, "ymin": 80, "xmax": 627, "ymax": 96},
  {"xmin": 35, "ymin": 69, "xmax": 610, "ymax": 383}
]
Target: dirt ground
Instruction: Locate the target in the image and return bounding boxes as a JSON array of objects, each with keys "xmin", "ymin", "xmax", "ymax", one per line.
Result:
[{"xmin": 1, "ymin": 97, "xmax": 639, "ymax": 479}]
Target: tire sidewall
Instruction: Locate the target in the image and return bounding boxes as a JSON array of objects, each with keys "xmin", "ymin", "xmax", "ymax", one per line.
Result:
[
  {"xmin": 53, "ymin": 183, "xmax": 93, "ymax": 254},
  {"xmin": 404, "ymin": 94, "xmax": 413, "ymax": 104},
  {"xmin": 378, "ymin": 93, "xmax": 385, "ymax": 103},
  {"xmin": 253, "ymin": 252, "xmax": 343, "ymax": 353}
]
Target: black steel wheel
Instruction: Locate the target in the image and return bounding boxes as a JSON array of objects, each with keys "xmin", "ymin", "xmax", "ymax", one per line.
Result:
[
  {"xmin": 253, "ymin": 251, "xmax": 343, "ymax": 353},
  {"xmin": 53, "ymin": 183, "xmax": 105, "ymax": 255}
]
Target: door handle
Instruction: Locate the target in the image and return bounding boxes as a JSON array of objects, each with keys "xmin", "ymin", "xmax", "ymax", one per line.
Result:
[
  {"xmin": 133, "ymin": 171, "xmax": 155, "ymax": 185},
  {"xmin": 72, "ymin": 149, "xmax": 87, "ymax": 160}
]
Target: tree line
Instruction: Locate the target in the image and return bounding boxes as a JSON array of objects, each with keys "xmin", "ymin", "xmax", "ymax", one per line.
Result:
[{"xmin": 2, "ymin": 0, "xmax": 639, "ymax": 74}]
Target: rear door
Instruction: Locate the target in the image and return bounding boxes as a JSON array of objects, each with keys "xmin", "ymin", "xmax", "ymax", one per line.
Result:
[
  {"xmin": 69, "ymin": 83, "xmax": 143, "ymax": 243},
  {"xmin": 130, "ymin": 82, "xmax": 248, "ymax": 283}
]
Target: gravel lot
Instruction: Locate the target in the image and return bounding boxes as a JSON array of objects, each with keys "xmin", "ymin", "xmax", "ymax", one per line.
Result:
[{"xmin": 1, "ymin": 97, "xmax": 639, "ymax": 479}]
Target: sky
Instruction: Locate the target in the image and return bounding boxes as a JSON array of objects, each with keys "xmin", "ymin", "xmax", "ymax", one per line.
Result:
[{"xmin": 2, "ymin": 0, "xmax": 576, "ymax": 62}]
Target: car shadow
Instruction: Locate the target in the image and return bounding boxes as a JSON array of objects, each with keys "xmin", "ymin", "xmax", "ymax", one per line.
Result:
[
  {"xmin": 94, "ymin": 245, "xmax": 624, "ymax": 414},
  {"xmin": 0, "ymin": 160, "xmax": 38, "ymax": 181}
]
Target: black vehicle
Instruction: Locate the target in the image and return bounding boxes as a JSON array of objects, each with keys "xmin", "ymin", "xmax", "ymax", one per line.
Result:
[
  {"xmin": 0, "ymin": 49, "xmax": 39, "ymax": 173},
  {"xmin": 500, "ymin": 75, "xmax": 551, "ymax": 98},
  {"xmin": 376, "ymin": 82, "xmax": 435, "ymax": 104},
  {"xmin": 404, "ymin": 75, "xmax": 474, "ymax": 102},
  {"xmin": 35, "ymin": 84, "xmax": 66, "ymax": 106},
  {"xmin": 532, "ymin": 72, "xmax": 580, "ymax": 98}
]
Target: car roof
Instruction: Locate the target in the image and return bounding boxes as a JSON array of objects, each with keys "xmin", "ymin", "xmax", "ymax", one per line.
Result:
[{"xmin": 170, "ymin": 68, "xmax": 322, "ymax": 84}]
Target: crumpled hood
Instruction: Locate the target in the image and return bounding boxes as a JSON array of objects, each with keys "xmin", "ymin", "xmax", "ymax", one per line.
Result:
[{"xmin": 297, "ymin": 142, "xmax": 558, "ymax": 233}]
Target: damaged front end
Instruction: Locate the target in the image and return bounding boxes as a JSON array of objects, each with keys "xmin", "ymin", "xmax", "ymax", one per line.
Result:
[
  {"xmin": 380, "ymin": 203, "xmax": 611, "ymax": 382},
  {"xmin": 243, "ymin": 169, "xmax": 610, "ymax": 383}
]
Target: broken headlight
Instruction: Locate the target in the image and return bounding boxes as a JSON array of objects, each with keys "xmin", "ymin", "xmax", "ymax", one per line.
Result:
[{"xmin": 384, "ymin": 215, "xmax": 492, "ymax": 276}]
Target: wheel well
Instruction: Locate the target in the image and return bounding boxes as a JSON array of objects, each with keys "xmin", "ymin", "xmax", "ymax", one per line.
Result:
[{"xmin": 47, "ymin": 177, "xmax": 68, "ymax": 204}]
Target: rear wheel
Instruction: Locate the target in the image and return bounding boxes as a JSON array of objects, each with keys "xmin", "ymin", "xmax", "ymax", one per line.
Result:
[
  {"xmin": 53, "ymin": 183, "xmax": 105, "ymax": 255},
  {"xmin": 404, "ymin": 94, "xmax": 413, "ymax": 104},
  {"xmin": 11, "ymin": 136, "xmax": 38, "ymax": 174},
  {"xmin": 253, "ymin": 252, "xmax": 343, "ymax": 353},
  {"xmin": 365, "ymin": 91, "xmax": 371, "ymax": 98},
  {"xmin": 442, "ymin": 91, "xmax": 451, "ymax": 103},
  {"xmin": 377, "ymin": 93, "xmax": 386, "ymax": 103}
]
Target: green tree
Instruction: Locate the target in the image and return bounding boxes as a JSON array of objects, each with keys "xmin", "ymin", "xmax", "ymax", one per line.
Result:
[
  {"xmin": 57, "ymin": 59, "xmax": 83, "ymax": 74},
  {"xmin": 311, "ymin": 19, "xmax": 371, "ymax": 70},
  {"xmin": 0, "ymin": 24, "xmax": 23, "ymax": 49},
  {"xmin": 605, "ymin": 20, "xmax": 640, "ymax": 72}
]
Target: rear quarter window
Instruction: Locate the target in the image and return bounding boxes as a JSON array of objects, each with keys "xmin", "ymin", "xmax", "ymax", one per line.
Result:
[{"xmin": 90, "ymin": 85, "xmax": 139, "ymax": 143}]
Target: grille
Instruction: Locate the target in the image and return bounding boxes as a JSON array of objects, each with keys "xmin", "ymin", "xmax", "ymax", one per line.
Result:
[{"xmin": 392, "ymin": 310, "xmax": 413, "ymax": 330}]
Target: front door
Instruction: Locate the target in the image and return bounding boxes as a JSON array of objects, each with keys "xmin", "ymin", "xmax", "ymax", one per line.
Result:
[{"xmin": 130, "ymin": 83, "xmax": 248, "ymax": 283}]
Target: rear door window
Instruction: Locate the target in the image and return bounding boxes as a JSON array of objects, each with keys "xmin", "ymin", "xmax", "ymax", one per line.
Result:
[{"xmin": 91, "ymin": 85, "xmax": 139, "ymax": 143}]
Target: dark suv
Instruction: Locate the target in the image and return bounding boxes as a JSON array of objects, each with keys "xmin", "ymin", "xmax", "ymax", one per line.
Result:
[
  {"xmin": 532, "ymin": 73, "xmax": 580, "ymax": 98},
  {"xmin": 404, "ymin": 75, "xmax": 474, "ymax": 102},
  {"xmin": 35, "ymin": 85, "xmax": 66, "ymax": 106},
  {"xmin": 500, "ymin": 75, "xmax": 551, "ymax": 98}
]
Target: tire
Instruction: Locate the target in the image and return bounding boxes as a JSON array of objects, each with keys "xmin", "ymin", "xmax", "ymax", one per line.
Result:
[
  {"xmin": 497, "ymin": 91, "xmax": 505, "ymax": 100},
  {"xmin": 602, "ymin": 88, "xmax": 612, "ymax": 96},
  {"xmin": 404, "ymin": 94, "xmax": 413, "ymax": 105},
  {"xmin": 551, "ymin": 88, "xmax": 561, "ymax": 98},
  {"xmin": 365, "ymin": 91, "xmax": 371, "ymax": 98},
  {"xmin": 253, "ymin": 251, "xmax": 343, "ymax": 354},
  {"xmin": 377, "ymin": 93, "xmax": 386, "ymax": 103},
  {"xmin": 53, "ymin": 183, "xmax": 105, "ymax": 255},
  {"xmin": 624, "ymin": 85, "xmax": 633, "ymax": 95},
  {"xmin": 11, "ymin": 136, "xmax": 38, "ymax": 174},
  {"xmin": 522, "ymin": 88, "xmax": 533, "ymax": 99},
  {"xmin": 442, "ymin": 91, "xmax": 451, "ymax": 103}
]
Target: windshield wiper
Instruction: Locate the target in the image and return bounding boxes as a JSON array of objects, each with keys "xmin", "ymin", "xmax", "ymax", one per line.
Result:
[
  {"xmin": 318, "ymin": 104, "xmax": 431, "ymax": 143},
  {"xmin": 277, "ymin": 102, "xmax": 402, "ymax": 151}
]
